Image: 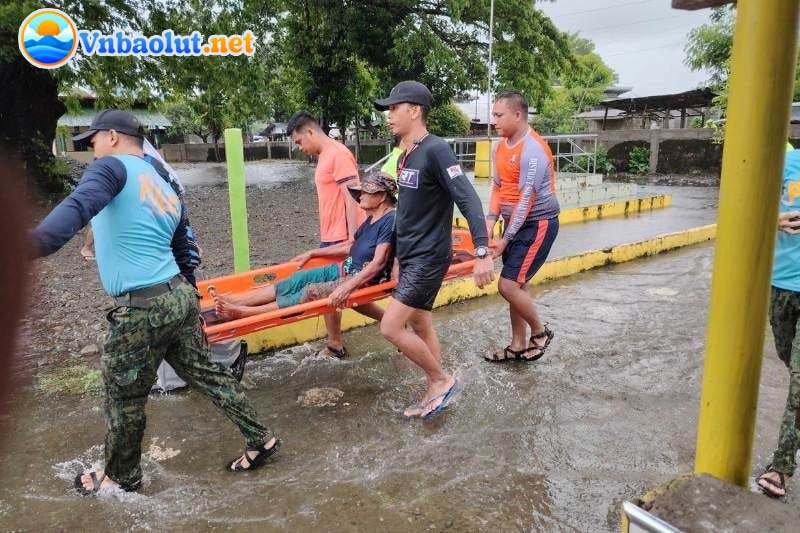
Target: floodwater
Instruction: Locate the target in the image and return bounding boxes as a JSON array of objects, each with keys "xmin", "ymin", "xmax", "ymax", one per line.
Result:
[
  {"xmin": 3, "ymin": 177, "xmax": 791, "ymax": 530},
  {"xmin": 4, "ymin": 238, "xmax": 792, "ymax": 531},
  {"xmin": 175, "ymin": 160, "xmax": 312, "ymax": 188}
]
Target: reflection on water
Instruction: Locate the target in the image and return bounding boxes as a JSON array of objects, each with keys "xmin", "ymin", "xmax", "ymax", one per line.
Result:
[{"xmin": 0, "ymin": 244, "xmax": 723, "ymax": 531}]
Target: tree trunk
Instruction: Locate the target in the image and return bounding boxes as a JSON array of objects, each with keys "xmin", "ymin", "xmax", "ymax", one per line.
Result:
[
  {"xmin": 0, "ymin": 57, "xmax": 66, "ymax": 193},
  {"xmin": 213, "ymin": 134, "xmax": 221, "ymax": 162},
  {"xmin": 354, "ymin": 121, "xmax": 361, "ymax": 161}
]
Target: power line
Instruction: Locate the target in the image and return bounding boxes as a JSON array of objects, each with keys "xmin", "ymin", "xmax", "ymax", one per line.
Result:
[
  {"xmin": 562, "ymin": 12, "xmax": 702, "ymax": 36},
  {"xmin": 600, "ymin": 41, "xmax": 686, "ymax": 58},
  {"xmin": 542, "ymin": 0, "xmax": 663, "ymax": 19}
]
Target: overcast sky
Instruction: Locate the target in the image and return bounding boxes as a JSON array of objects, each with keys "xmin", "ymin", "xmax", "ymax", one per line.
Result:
[{"xmin": 537, "ymin": 0, "xmax": 714, "ymax": 97}]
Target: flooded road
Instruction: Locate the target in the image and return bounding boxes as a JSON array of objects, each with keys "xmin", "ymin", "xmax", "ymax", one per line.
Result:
[
  {"xmin": 10, "ymin": 166, "xmax": 787, "ymax": 530},
  {"xmin": 7, "ymin": 241, "xmax": 791, "ymax": 531}
]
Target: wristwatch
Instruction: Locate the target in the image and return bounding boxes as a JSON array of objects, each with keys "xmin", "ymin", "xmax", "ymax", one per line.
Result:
[{"xmin": 475, "ymin": 246, "xmax": 489, "ymax": 259}]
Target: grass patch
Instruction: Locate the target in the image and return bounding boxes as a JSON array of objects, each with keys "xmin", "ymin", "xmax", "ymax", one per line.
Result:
[{"xmin": 37, "ymin": 364, "xmax": 103, "ymax": 396}]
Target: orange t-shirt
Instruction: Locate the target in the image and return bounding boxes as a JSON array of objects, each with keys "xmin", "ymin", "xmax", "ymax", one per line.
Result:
[{"xmin": 315, "ymin": 141, "xmax": 362, "ymax": 242}]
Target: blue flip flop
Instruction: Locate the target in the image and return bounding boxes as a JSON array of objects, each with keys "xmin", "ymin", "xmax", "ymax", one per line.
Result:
[{"xmin": 421, "ymin": 379, "xmax": 460, "ymax": 420}]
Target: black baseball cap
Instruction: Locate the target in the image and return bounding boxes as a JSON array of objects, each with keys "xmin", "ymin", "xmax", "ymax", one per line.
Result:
[
  {"xmin": 374, "ymin": 81, "xmax": 433, "ymax": 111},
  {"xmin": 73, "ymin": 109, "xmax": 144, "ymax": 142}
]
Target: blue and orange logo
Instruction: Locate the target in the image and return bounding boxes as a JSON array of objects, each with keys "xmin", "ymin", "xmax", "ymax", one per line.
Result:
[{"xmin": 18, "ymin": 9, "xmax": 78, "ymax": 69}]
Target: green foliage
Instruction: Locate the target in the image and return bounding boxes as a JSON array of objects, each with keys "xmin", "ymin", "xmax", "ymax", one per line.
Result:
[
  {"xmin": 427, "ymin": 102, "xmax": 470, "ymax": 137},
  {"xmin": 37, "ymin": 364, "xmax": 103, "ymax": 396},
  {"xmin": 535, "ymin": 32, "xmax": 615, "ymax": 135},
  {"xmin": 595, "ymin": 144, "xmax": 615, "ymax": 175},
  {"xmin": 684, "ymin": 6, "xmax": 735, "ymax": 87},
  {"xmin": 276, "ymin": 0, "xmax": 571, "ymax": 134},
  {"xmin": 685, "ymin": 5, "xmax": 800, "ymax": 121},
  {"xmin": 628, "ymin": 146, "xmax": 651, "ymax": 175},
  {"xmin": 535, "ymin": 89, "xmax": 580, "ymax": 134}
]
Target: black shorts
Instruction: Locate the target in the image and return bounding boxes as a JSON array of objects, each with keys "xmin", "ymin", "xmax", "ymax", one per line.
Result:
[{"xmin": 393, "ymin": 257, "xmax": 449, "ymax": 311}]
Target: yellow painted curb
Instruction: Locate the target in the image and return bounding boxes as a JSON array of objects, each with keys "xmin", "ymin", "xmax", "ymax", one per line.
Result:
[
  {"xmin": 241, "ymin": 224, "xmax": 717, "ymax": 353},
  {"xmin": 454, "ymin": 194, "xmax": 672, "ymax": 237}
]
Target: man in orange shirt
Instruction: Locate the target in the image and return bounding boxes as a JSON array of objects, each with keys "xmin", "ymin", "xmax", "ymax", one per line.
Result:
[
  {"xmin": 485, "ymin": 91, "xmax": 560, "ymax": 363},
  {"xmin": 287, "ymin": 111, "xmax": 374, "ymax": 357}
]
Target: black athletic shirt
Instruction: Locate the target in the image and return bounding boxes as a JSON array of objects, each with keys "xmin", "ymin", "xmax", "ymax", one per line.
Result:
[{"xmin": 396, "ymin": 134, "xmax": 488, "ymax": 261}]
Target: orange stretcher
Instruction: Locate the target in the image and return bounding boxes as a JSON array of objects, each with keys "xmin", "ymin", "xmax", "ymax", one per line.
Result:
[{"xmin": 198, "ymin": 228, "xmax": 483, "ymax": 343}]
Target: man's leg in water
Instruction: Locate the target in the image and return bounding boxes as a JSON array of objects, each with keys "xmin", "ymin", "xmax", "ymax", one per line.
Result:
[
  {"xmin": 498, "ymin": 278, "xmax": 545, "ymax": 348},
  {"xmin": 323, "ymin": 311, "xmax": 344, "ymax": 350},
  {"xmin": 166, "ymin": 285, "xmax": 274, "ymax": 462},
  {"xmin": 380, "ymin": 299, "xmax": 453, "ymax": 417},
  {"xmin": 79, "ymin": 306, "xmax": 166, "ymax": 492}
]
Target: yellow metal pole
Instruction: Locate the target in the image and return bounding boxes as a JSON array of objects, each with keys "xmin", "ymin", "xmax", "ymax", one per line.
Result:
[{"xmin": 695, "ymin": 0, "xmax": 799, "ymax": 486}]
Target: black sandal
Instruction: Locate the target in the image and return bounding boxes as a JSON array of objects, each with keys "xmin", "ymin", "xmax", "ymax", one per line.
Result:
[
  {"xmin": 524, "ymin": 325, "xmax": 555, "ymax": 362},
  {"xmin": 485, "ymin": 345, "xmax": 528, "ymax": 362},
  {"xmin": 228, "ymin": 438, "xmax": 281, "ymax": 472},
  {"xmin": 318, "ymin": 345, "xmax": 348, "ymax": 359},
  {"xmin": 757, "ymin": 465, "xmax": 788, "ymax": 498}
]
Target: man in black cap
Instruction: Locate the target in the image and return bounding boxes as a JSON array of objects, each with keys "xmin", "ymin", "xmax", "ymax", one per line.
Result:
[
  {"xmin": 374, "ymin": 81, "xmax": 494, "ymax": 419},
  {"xmin": 32, "ymin": 110, "xmax": 279, "ymax": 495}
]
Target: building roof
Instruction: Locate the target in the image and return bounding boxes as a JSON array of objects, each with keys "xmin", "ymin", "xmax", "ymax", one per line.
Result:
[
  {"xmin": 574, "ymin": 108, "xmax": 627, "ymax": 120},
  {"xmin": 672, "ymin": 0, "xmax": 734, "ymax": 10},
  {"xmin": 601, "ymin": 88, "xmax": 715, "ymax": 114},
  {"xmin": 58, "ymin": 109, "xmax": 172, "ymax": 129}
]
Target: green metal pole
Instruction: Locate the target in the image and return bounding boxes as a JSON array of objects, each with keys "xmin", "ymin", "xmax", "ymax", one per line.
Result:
[{"xmin": 224, "ymin": 128, "xmax": 250, "ymax": 272}]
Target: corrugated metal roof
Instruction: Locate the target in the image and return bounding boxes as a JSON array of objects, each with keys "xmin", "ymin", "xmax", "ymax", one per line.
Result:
[
  {"xmin": 58, "ymin": 110, "xmax": 172, "ymax": 128},
  {"xmin": 574, "ymin": 109, "xmax": 627, "ymax": 120}
]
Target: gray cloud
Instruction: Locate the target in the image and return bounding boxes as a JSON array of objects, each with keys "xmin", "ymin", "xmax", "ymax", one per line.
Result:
[{"xmin": 537, "ymin": 0, "xmax": 713, "ymax": 96}]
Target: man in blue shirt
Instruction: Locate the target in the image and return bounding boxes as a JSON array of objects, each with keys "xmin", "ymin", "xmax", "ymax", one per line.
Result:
[
  {"xmin": 32, "ymin": 110, "xmax": 279, "ymax": 495},
  {"xmin": 757, "ymin": 148, "xmax": 800, "ymax": 498}
]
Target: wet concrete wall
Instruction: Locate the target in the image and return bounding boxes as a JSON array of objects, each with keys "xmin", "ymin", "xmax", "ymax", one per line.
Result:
[{"xmin": 603, "ymin": 124, "xmax": 800, "ymax": 177}]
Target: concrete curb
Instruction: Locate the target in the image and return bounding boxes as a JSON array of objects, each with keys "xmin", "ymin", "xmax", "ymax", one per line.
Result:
[{"xmin": 240, "ymin": 223, "xmax": 717, "ymax": 354}]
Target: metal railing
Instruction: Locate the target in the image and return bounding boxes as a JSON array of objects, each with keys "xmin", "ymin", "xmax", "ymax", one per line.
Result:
[
  {"xmin": 622, "ymin": 502, "xmax": 682, "ymax": 533},
  {"xmin": 365, "ymin": 133, "xmax": 600, "ymax": 176}
]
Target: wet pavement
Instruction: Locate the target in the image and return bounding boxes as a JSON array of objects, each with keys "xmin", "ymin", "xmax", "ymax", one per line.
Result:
[
  {"xmin": 7, "ymin": 175, "xmax": 791, "ymax": 530},
  {"xmin": 4, "ymin": 236, "xmax": 794, "ymax": 531}
]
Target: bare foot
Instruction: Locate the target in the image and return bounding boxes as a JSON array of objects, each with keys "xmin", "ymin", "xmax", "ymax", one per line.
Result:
[
  {"xmin": 80, "ymin": 247, "xmax": 95, "ymax": 261},
  {"xmin": 757, "ymin": 470, "xmax": 787, "ymax": 497},
  {"xmin": 215, "ymin": 296, "xmax": 246, "ymax": 320},
  {"xmin": 316, "ymin": 344, "xmax": 346, "ymax": 358},
  {"xmin": 79, "ymin": 470, "xmax": 119, "ymax": 492},
  {"xmin": 403, "ymin": 402, "xmax": 426, "ymax": 418},
  {"xmin": 419, "ymin": 375, "xmax": 456, "ymax": 418}
]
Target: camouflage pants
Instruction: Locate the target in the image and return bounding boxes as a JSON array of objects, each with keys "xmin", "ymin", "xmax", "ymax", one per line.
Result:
[
  {"xmin": 102, "ymin": 281, "xmax": 271, "ymax": 490},
  {"xmin": 768, "ymin": 286, "xmax": 800, "ymax": 475}
]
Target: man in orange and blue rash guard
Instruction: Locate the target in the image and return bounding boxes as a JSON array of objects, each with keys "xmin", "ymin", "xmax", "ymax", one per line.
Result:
[{"xmin": 485, "ymin": 91, "xmax": 560, "ymax": 363}]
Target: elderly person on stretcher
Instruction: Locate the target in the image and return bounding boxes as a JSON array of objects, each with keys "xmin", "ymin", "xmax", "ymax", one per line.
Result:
[{"xmin": 214, "ymin": 171, "xmax": 397, "ymax": 358}]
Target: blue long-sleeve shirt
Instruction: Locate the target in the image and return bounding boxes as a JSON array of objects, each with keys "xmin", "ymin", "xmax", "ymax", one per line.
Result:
[{"xmin": 33, "ymin": 154, "xmax": 201, "ymax": 289}]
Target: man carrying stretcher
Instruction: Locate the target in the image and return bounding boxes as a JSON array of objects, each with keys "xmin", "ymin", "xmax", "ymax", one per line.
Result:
[{"xmin": 214, "ymin": 171, "xmax": 397, "ymax": 358}]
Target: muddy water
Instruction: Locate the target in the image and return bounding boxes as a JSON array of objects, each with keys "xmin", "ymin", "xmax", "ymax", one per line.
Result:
[{"xmin": 6, "ymin": 242, "xmax": 772, "ymax": 531}]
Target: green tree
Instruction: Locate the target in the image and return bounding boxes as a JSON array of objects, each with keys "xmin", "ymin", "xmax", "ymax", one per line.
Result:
[
  {"xmin": 685, "ymin": 5, "xmax": 800, "ymax": 116},
  {"xmin": 1, "ymin": 0, "xmax": 145, "ymax": 191},
  {"xmin": 427, "ymin": 102, "xmax": 470, "ymax": 137},
  {"xmin": 275, "ymin": 0, "xmax": 571, "ymax": 137},
  {"xmin": 139, "ymin": 0, "xmax": 279, "ymax": 158},
  {"xmin": 535, "ymin": 32, "xmax": 616, "ymax": 134}
]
